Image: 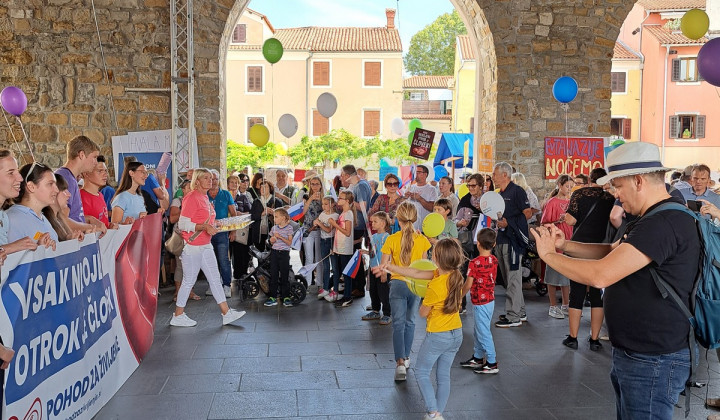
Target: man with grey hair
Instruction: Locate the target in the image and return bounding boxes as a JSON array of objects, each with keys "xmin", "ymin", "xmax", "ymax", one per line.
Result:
[
  {"xmin": 532, "ymin": 142, "xmax": 699, "ymax": 419},
  {"xmin": 492, "ymin": 162, "xmax": 531, "ymax": 328},
  {"xmin": 274, "ymin": 169, "xmax": 298, "ymax": 206}
]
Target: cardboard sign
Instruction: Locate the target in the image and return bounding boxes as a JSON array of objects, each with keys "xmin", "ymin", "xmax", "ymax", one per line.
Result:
[
  {"xmin": 409, "ymin": 128, "xmax": 435, "ymax": 160},
  {"xmin": 544, "ymin": 137, "xmax": 604, "ymax": 179}
]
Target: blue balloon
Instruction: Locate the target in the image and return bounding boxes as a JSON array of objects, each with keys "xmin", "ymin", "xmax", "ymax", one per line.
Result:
[
  {"xmin": 552, "ymin": 76, "xmax": 578, "ymax": 103},
  {"xmin": 433, "ymin": 165, "xmax": 448, "ymax": 181}
]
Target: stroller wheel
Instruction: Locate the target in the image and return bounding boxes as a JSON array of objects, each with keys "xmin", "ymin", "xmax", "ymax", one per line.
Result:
[
  {"xmin": 536, "ymin": 281, "xmax": 548, "ymax": 296},
  {"xmin": 289, "ymin": 282, "xmax": 307, "ymax": 304},
  {"xmin": 243, "ymin": 280, "xmax": 260, "ymax": 299},
  {"xmin": 295, "ymin": 274, "xmax": 308, "ymax": 288}
]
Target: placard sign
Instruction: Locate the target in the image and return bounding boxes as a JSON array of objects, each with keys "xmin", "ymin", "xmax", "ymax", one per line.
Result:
[
  {"xmin": 544, "ymin": 137, "xmax": 604, "ymax": 179},
  {"xmin": 477, "ymin": 144, "xmax": 494, "ymax": 173},
  {"xmin": 409, "ymin": 128, "xmax": 435, "ymax": 161}
]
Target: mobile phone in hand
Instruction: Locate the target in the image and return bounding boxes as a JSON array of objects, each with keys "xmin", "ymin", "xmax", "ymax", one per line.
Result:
[{"xmin": 687, "ymin": 200, "xmax": 701, "ymax": 212}]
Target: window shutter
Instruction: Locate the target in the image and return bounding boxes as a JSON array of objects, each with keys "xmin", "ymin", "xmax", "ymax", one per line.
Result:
[
  {"xmin": 313, "ymin": 62, "xmax": 329, "ymax": 86},
  {"xmin": 622, "ymin": 119, "xmax": 631, "ymax": 140},
  {"xmin": 363, "ymin": 110, "xmax": 380, "ymax": 137},
  {"xmin": 669, "ymin": 116, "xmax": 680, "ymax": 138},
  {"xmin": 247, "ymin": 66, "xmax": 262, "ymax": 92},
  {"xmin": 364, "ymin": 62, "xmax": 381, "ymax": 86},
  {"xmin": 671, "ymin": 59, "xmax": 680, "ymax": 82},
  {"xmin": 697, "ymin": 115, "xmax": 706, "ymax": 139},
  {"xmin": 313, "ymin": 110, "xmax": 328, "ymax": 136},
  {"xmin": 233, "ymin": 24, "xmax": 246, "ymax": 43},
  {"xmin": 611, "ymin": 72, "xmax": 626, "ymax": 92}
]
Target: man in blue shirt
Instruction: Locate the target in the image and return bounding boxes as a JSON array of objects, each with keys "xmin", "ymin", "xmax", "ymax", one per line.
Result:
[{"xmin": 679, "ymin": 164, "xmax": 720, "ymax": 209}]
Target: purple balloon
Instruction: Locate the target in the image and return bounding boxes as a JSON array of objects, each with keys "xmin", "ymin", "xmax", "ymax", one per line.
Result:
[
  {"xmin": 698, "ymin": 38, "xmax": 720, "ymax": 87},
  {"xmin": 0, "ymin": 86, "xmax": 28, "ymax": 117}
]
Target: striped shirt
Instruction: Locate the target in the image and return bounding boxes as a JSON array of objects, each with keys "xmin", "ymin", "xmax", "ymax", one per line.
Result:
[{"xmin": 270, "ymin": 223, "xmax": 294, "ymax": 251}]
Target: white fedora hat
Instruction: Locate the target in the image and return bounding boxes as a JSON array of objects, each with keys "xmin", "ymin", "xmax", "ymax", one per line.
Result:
[{"xmin": 596, "ymin": 142, "xmax": 672, "ymax": 185}]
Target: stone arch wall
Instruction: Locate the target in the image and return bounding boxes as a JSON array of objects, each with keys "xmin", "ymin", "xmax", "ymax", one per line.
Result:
[{"xmin": 0, "ymin": 0, "xmax": 635, "ymax": 187}]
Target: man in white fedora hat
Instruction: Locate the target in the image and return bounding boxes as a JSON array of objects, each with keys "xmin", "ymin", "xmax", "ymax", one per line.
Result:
[{"xmin": 531, "ymin": 142, "xmax": 699, "ymax": 419}]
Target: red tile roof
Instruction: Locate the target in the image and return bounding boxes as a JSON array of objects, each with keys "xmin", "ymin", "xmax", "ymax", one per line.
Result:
[
  {"xmin": 457, "ymin": 35, "xmax": 476, "ymax": 60},
  {"xmin": 403, "ymin": 76, "xmax": 453, "ymax": 89},
  {"xmin": 245, "ymin": 8, "xmax": 275, "ymax": 33},
  {"xmin": 262, "ymin": 27, "xmax": 402, "ymax": 52},
  {"xmin": 402, "ymin": 114, "xmax": 452, "ymax": 120},
  {"xmin": 613, "ymin": 41, "xmax": 642, "ymax": 60},
  {"xmin": 644, "ymin": 24, "xmax": 708, "ymax": 45},
  {"xmin": 637, "ymin": 0, "xmax": 705, "ymax": 11}
]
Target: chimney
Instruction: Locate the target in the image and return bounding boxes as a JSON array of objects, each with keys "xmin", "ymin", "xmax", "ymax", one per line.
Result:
[{"xmin": 386, "ymin": 8, "xmax": 396, "ymax": 30}]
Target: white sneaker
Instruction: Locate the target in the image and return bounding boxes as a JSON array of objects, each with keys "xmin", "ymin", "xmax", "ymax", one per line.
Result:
[
  {"xmin": 205, "ymin": 288, "xmax": 213, "ymax": 296},
  {"xmin": 222, "ymin": 309, "xmax": 246, "ymax": 325},
  {"xmin": 324, "ymin": 291, "xmax": 338, "ymax": 302},
  {"xmin": 223, "ymin": 285, "xmax": 232, "ymax": 298},
  {"xmin": 317, "ymin": 289, "xmax": 330, "ymax": 299},
  {"xmin": 549, "ymin": 306, "xmax": 565, "ymax": 319},
  {"xmin": 170, "ymin": 313, "xmax": 197, "ymax": 327},
  {"xmin": 560, "ymin": 305, "xmax": 569, "ymax": 316},
  {"xmin": 394, "ymin": 364, "xmax": 407, "ymax": 381},
  {"xmin": 404, "ymin": 357, "xmax": 410, "ymax": 369}
]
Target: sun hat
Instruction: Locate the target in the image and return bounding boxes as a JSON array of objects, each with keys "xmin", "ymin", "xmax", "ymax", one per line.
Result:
[{"xmin": 596, "ymin": 142, "xmax": 672, "ymax": 185}]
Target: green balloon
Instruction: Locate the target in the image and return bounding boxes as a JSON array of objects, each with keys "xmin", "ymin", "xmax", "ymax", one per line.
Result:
[
  {"xmin": 409, "ymin": 118, "xmax": 422, "ymax": 132},
  {"xmin": 262, "ymin": 38, "xmax": 283, "ymax": 64},
  {"xmin": 408, "ymin": 130, "xmax": 415, "ymax": 145},
  {"xmin": 611, "ymin": 139, "xmax": 625, "ymax": 147}
]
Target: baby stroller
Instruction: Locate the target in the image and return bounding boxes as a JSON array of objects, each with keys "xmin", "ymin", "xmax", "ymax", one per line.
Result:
[
  {"xmin": 239, "ymin": 244, "xmax": 307, "ymax": 304},
  {"xmin": 522, "ymin": 248, "xmax": 546, "ymax": 296}
]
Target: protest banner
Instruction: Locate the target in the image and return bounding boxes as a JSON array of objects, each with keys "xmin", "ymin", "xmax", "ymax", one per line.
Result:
[
  {"xmin": 409, "ymin": 129, "xmax": 435, "ymax": 160},
  {"xmin": 1, "ymin": 215, "xmax": 162, "ymax": 420},
  {"xmin": 544, "ymin": 137, "xmax": 605, "ymax": 179}
]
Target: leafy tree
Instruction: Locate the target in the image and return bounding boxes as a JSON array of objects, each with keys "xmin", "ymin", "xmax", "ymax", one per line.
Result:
[
  {"xmin": 226, "ymin": 140, "xmax": 281, "ymax": 171},
  {"xmin": 404, "ymin": 10, "xmax": 467, "ymax": 76}
]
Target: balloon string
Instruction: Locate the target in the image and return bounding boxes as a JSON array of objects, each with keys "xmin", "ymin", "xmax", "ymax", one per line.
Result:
[
  {"xmin": 563, "ymin": 103, "xmax": 569, "ymax": 159},
  {"xmin": 15, "ymin": 117, "xmax": 36, "ymax": 163},
  {"xmin": 90, "ymin": 0, "xmax": 119, "ymax": 134},
  {"xmin": 1, "ymin": 109, "xmax": 26, "ymax": 163}
]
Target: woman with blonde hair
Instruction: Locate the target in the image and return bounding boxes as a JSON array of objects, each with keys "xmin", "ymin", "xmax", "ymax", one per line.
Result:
[
  {"xmin": 379, "ymin": 201, "xmax": 431, "ymax": 382},
  {"xmin": 511, "ymin": 172, "xmax": 540, "ymax": 224}
]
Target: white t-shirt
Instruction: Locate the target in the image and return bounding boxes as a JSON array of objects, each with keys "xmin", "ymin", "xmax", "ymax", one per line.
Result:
[
  {"xmin": 407, "ymin": 183, "xmax": 438, "ymax": 231},
  {"xmin": 317, "ymin": 211, "xmax": 339, "ymax": 239},
  {"xmin": 333, "ymin": 210, "xmax": 354, "ymax": 255}
]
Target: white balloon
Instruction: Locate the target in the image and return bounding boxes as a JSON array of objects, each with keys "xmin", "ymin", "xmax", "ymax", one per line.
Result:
[
  {"xmin": 479, "ymin": 191, "xmax": 506, "ymax": 220},
  {"xmin": 316, "ymin": 92, "xmax": 337, "ymax": 118},
  {"xmin": 391, "ymin": 117, "xmax": 404, "ymax": 136},
  {"xmin": 278, "ymin": 113, "xmax": 298, "ymax": 138},
  {"xmin": 426, "ymin": 165, "xmax": 434, "ymax": 183}
]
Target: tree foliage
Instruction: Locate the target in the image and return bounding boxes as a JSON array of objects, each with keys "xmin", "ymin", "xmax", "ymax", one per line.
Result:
[
  {"xmin": 404, "ymin": 10, "xmax": 467, "ymax": 76},
  {"xmin": 226, "ymin": 140, "xmax": 281, "ymax": 171}
]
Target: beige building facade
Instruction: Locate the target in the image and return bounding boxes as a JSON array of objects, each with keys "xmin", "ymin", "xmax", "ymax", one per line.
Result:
[{"xmin": 226, "ymin": 9, "xmax": 404, "ymax": 148}]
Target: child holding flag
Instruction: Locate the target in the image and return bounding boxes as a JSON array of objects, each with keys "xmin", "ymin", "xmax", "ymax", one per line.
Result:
[
  {"xmin": 376, "ymin": 238, "xmax": 465, "ymax": 419},
  {"xmin": 314, "ymin": 196, "xmax": 338, "ymax": 299},
  {"xmin": 265, "ymin": 208, "xmax": 295, "ymax": 307},
  {"xmin": 361, "ymin": 211, "xmax": 392, "ymax": 324},
  {"xmin": 327, "ymin": 190, "xmax": 355, "ymax": 306},
  {"xmin": 379, "ymin": 202, "xmax": 431, "ymax": 382}
]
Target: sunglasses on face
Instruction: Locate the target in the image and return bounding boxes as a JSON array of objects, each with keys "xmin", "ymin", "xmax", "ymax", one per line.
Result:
[
  {"xmin": 386, "ymin": 182, "xmax": 399, "ymax": 187},
  {"xmin": 24, "ymin": 161, "xmax": 46, "ymax": 185},
  {"xmin": 467, "ymin": 183, "xmax": 478, "ymax": 188}
]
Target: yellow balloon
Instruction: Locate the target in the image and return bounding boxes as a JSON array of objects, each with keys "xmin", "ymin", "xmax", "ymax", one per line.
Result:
[
  {"xmin": 249, "ymin": 124, "xmax": 270, "ymax": 147},
  {"xmin": 277, "ymin": 142, "xmax": 288, "ymax": 156},
  {"xmin": 681, "ymin": 9, "xmax": 709, "ymax": 40},
  {"xmin": 422, "ymin": 213, "xmax": 445, "ymax": 238},
  {"xmin": 405, "ymin": 259, "xmax": 437, "ymax": 297},
  {"xmin": 457, "ymin": 183, "xmax": 469, "ymax": 199}
]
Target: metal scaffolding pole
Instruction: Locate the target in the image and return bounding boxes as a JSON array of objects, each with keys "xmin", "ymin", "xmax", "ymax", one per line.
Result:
[{"xmin": 170, "ymin": 0, "xmax": 195, "ymax": 187}]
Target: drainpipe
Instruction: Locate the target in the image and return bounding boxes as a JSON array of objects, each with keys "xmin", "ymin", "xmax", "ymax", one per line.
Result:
[
  {"xmin": 637, "ymin": 11, "xmax": 650, "ymax": 142},
  {"xmin": 661, "ymin": 45, "xmax": 670, "ymax": 162},
  {"xmin": 305, "ymin": 50, "xmax": 314, "ymax": 137}
]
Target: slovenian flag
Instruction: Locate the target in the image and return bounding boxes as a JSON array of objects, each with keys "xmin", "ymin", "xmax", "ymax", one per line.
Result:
[
  {"xmin": 342, "ymin": 250, "xmax": 362, "ymax": 279},
  {"xmin": 288, "ymin": 202, "xmax": 304, "ymax": 221}
]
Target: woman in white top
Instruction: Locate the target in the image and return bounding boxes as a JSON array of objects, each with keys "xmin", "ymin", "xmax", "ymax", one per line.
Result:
[
  {"xmin": 438, "ymin": 176, "xmax": 459, "ymax": 218},
  {"xmin": 111, "ymin": 161, "xmax": 148, "ymax": 224},
  {"xmin": 7, "ymin": 162, "xmax": 59, "ymax": 247}
]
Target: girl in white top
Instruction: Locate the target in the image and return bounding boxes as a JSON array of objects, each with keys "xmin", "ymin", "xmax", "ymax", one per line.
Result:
[
  {"xmin": 110, "ymin": 161, "xmax": 148, "ymax": 224},
  {"xmin": 314, "ymin": 196, "xmax": 339, "ymax": 299},
  {"xmin": 7, "ymin": 162, "xmax": 59, "ymax": 247},
  {"xmin": 326, "ymin": 190, "xmax": 355, "ymax": 305}
]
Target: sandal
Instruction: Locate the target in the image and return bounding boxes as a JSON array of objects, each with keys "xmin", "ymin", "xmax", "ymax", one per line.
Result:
[{"xmin": 190, "ymin": 292, "xmax": 202, "ymax": 301}]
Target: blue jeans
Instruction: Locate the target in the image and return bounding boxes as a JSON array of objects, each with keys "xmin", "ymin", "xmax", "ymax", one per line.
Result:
[
  {"xmin": 390, "ymin": 280, "xmax": 420, "ymax": 361},
  {"xmin": 415, "ymin": 328, "xmax": 463, "ymax": 414},
  {"xmin": 320, "ymin": 238, "xmax": 332, "ymax": 291},
  {"xmin": 473, "ymin": 301, "xmax": 496, "ymax": 363},
  {"xmin": 211, "ymin": 231, "xmax": 232, "ymax": 287},
  {"xmin": 331, "ymin": 253, "xmax": 352, "ymax": 294},
  {"xmin": 610, "ymin": 347, "xmax": 690, "ymax": 420}
]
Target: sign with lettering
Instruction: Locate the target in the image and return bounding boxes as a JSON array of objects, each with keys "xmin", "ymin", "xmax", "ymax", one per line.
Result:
[
  {"xmin": 409, "ymin": 128, "xmax": 435, "ymax": 161},
  {"xmin": 544, "ymin": 137, "xmax": 605, "ymax": 180},
  {"xmin": 477, "ymin": 144, "xmax": 494, "ymax": 173}
]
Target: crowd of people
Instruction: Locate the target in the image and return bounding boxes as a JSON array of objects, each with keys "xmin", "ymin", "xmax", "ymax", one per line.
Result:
[{"xmin": 2, "ymin": 138, "xmax": 720, "ymax": 420}]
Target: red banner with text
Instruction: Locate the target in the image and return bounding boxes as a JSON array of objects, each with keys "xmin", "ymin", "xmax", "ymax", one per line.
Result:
[{"xmin": 544, "ymin": 137, "xmax": 605, "ymax": 180}]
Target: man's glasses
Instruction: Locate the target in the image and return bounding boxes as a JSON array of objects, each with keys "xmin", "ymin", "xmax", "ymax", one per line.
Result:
[{"xmin": 24, "ymin": 161, "xmax": 46, "ymax": 184}]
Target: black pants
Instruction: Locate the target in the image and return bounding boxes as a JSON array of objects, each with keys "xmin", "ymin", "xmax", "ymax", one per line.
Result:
[
  {"xmin": 569, "ymin": 280, "xmax": 603, "ymax": 309},
  {"xmin": 369, "ymin": 271, "xmax": 391, "ymax": 315},
  {"xmin": 269, "ymin": 249, "xmax": 290, "ymax": 299},
  {"xmin": 352, "ymin": 229, "xmax": 367, "ymax": 293},
  {"xmin": 230, "ymin": 241, "xmax": 250, "ymax": 279}
]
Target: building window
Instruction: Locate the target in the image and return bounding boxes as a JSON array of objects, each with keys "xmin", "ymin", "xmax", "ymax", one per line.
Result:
[
  {"xmin": 409, "ymin": 92, "xmax": 423, "ymax": 101},
  {"xmin": 669, "ymin": 115, "xmax": 706, "ymax": 139},
  {"xmin": 246, "ymin": 116, "xmax": 264, "ymax": 143},
  {"xmin": 312, "ymin": 110, "xmax": 329, "ymax": 136},
  {"xmin": 232, "ymin": 24, "xmax": 246, "ymax": 43},
  {"xmin": 610, "ymin": 118, "xmax": 632, "ymax": 140},
  {"xmin": 247, "ymin": 66, "xmax": 263, "ymax": 93},
  {"xmin": 672, "ymin": 57, "xmax": 701, "ymax": 82},
  {"xmin": 313, "ymin": 61, "xmax": 330, "ymax": 86},
  {"xmin": 363, "ymin": 110, "xmax": 381, "ymax": 137},
  {"xmin": 611, "ymin": 72, "xmax": 626, "ymax": 93},
  {"xmin": 364, "ymin": 61, "xmax": 382, "ymax": 87}
]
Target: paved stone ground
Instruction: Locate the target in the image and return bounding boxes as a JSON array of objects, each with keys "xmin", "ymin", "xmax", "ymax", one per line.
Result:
[{"xmin": 98, "ymin": 255, "xmax": 719, "ymax": 420}]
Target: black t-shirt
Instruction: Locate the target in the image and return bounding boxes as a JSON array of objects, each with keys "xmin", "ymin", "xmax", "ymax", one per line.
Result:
[
  {"xmin": 605, "ymin": 197, "xmax": 700, "ymax": 354},
  {"xmin": 567, "ymin": 187, "xmax": 615, "ymax": 243},
  {"xmin": 496, "ymin": 182, "xmax": 529, "ymax": 245}
]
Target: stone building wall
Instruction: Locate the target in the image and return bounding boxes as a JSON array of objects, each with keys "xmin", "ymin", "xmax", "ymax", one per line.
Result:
[{"xmin": 0, "ymin": 0, "xmax": 635, "ymax": 189}]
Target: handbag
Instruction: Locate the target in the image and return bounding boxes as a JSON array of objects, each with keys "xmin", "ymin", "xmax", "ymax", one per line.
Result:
[
  {"xmin": 234, "ymin": 223, "xmax": 250, "ymax": 245},
  {"xmin": 165, "ymin": 228, "xmax": 185, "ymax": 256}
]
